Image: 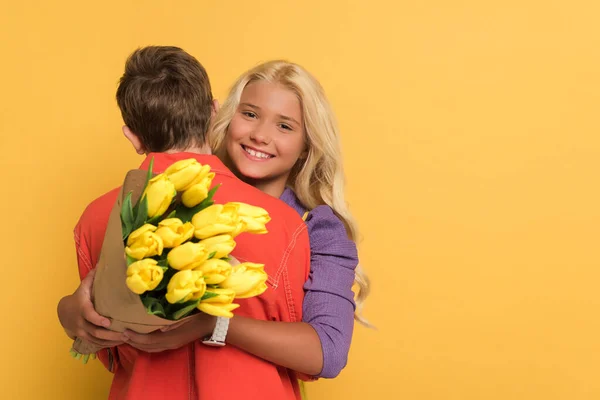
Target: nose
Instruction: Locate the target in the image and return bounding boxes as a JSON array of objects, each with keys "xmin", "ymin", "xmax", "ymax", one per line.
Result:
[{"xmin": 249, "ymin": 124, "xmax": 272, "ymax": 145}]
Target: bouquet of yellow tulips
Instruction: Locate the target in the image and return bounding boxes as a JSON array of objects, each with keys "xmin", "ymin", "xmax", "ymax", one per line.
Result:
[{"xmin": 70, "ymin": 158, "xmax": 270, "ymax": 363}]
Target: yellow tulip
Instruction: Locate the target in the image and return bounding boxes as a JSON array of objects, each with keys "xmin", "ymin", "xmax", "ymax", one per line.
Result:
[
  {"xmin": 181, "ymin": 172, "xmax": 215, "ymax": 207},
  {"xmin": 126, "ymin": 259, "xmax": 164, "ymax": 294},
  {"xmin": 125, "ymin": 224, "xmax": 163, "ymax": 260},
  {"xmin": 143, "ymin": 173, "xmax": 176, "ymax": 218},
  {"xmin": 166, "ymin": 270, "xmax": 206, "ymax": 304},
  {"xmin": 192, "ymin": 203, "xmax": 244, "ymax": 239},
  {"xmin": 197, "ymin": 301, "xmax": 240, "ymax": 318},
  {"xmin": 228, "ymin": 202, "xmax": 271, "ymax": 234},
  {"xmin": 167, "ymin": 241, "xmax": 209, "ymax": 270},
  {"xmin": 201, "ymin": 234, "xmax": 236, "ymax": 259},
  {"xmin": 155, "ymin": 218, "xmax": 194, "ymax": 248},
  {"xmin": 198, "ymin": 288, "xmax": 238, "ymax": 316},
  {"xmin": 220, "ymin": 262, "xmax": 268, "ymax": 299},
  {"xmin": 164, "ymin": 159, "xmax": 212, "ymax": 191},
  {"xmin": 201, "ymin": 287, "xmax": 236, "ymax": 303},
  {"xmin": 194, "ymin": 259, "xmax": 232, "ymax": 284}
]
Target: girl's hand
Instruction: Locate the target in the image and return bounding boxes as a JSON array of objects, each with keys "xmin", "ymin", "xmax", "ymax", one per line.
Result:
[
  {"xmin": 57, "ymin": 269, "xmax": 127, "ymax": 348},
  {"xmin": 123, "ymin": 312, "xmax": 216, "ymax": 353}
]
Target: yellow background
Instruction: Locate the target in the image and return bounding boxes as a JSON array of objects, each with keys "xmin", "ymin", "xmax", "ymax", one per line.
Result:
[{"xmin": 1, "ymin": 1, "xmax": 599, "ymax": 399}]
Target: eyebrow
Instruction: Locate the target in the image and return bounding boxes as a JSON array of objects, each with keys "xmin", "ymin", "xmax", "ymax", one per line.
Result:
[{"xmin": 240, "ymin": 102, "xmax": 301, "ymax": 126}]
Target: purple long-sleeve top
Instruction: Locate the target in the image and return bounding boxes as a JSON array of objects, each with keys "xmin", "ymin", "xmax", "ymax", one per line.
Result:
[{"xmin": 280, "ymin": 188, "xmax": 358, "ymax": 378}]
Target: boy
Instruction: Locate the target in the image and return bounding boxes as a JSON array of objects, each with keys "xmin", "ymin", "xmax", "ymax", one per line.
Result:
[{"xmin": 57, "ymin": 46, "xmax": 315, "ymax": 399}]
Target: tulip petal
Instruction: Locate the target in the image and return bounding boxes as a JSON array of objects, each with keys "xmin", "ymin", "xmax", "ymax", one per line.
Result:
[{"xmin": 197, "ymin": 302, "xmax": 240, "ymax": 318}]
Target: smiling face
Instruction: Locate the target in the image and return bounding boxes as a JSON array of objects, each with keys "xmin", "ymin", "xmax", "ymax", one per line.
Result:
[{"xmin": 225, "ymin": 81, "xmax": 307, "ymax": 197}]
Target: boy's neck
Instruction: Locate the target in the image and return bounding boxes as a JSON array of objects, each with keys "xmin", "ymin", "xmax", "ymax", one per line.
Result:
[{"xmin": 160, "ymin": 143, "xmax": 212, "ymax": 155}]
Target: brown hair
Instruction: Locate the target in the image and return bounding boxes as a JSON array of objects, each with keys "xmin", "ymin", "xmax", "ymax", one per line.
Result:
[{"xmin": 116, "ymin": 46, "xmax": 213, "ymax": 152}]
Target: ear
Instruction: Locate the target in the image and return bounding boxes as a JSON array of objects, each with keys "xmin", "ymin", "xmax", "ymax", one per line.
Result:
[
  {"xmin": 211, "ymin": 99, "xmax": 220, "ymax": 117},
  {"xmin": 122, "ymin": 125, "xmax": 146, "ymax": 155}
]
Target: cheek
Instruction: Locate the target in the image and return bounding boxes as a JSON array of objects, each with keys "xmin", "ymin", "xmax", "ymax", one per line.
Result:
[
  {"xmin": 278, "ymin": 136, "xmax": 306, "ymax": 159},
  {"xmin": 226, "ymin": 116, "xmax": 249, "ymax": 142}
]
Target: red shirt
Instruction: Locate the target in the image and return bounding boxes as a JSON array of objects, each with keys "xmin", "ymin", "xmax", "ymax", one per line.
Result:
[{"xmin": 73, "ymin": 152, "xmax": 311, "ymax": 400}]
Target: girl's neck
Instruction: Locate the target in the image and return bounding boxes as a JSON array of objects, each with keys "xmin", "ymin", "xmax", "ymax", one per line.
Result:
[{"xmin": 246, "ymin": 178, "xmax": 287, "ymax": 199}]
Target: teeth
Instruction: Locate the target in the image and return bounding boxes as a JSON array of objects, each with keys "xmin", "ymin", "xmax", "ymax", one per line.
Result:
[{"xmin": 244, "ymin": 146, "xmax": 271, "ymax": 159}]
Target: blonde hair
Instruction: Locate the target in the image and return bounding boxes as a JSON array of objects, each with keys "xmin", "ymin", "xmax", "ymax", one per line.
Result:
[{"xmin": 210, "ymin": 60, "xmax": 371, "ymax": 326}]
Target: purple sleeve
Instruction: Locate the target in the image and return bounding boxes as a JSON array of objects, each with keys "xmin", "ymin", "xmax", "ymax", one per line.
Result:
[{"xmin": 302, "ymin": 205, "xmax": 358, "ymax": 379}]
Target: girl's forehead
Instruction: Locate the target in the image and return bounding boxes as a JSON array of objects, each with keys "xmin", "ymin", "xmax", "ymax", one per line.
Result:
[{"xmin": 241, "ymin": 81, "xmax": 302, "ymax": 120}]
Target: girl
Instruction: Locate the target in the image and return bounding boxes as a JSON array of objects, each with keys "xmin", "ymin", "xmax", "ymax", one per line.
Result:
[{"xmin": 210, "ymin": 60, "xmax": 371, "ymax": 384}]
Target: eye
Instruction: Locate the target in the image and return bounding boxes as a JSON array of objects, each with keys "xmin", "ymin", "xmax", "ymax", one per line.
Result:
[
  {"xmin": 279, "ymin": 123, "xmax": 293, "ymax": 131},
  {"xmin": 242, "ymin": 111, "xmax": 257, "ymax": 119}
]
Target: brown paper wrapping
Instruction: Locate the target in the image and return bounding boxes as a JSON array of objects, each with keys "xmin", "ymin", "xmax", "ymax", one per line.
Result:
[{"xmin": 72, "ymin": 169, "xmax": 188, "ymax": 355}]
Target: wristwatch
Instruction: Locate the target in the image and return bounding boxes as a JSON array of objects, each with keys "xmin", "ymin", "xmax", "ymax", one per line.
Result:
[{"xmin": 201, "ymin": 317, "xmax": 229, "ymax": 347}]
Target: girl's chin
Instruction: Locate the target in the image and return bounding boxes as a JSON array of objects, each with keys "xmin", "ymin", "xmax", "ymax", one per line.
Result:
[{"xmin": 235, "ymin": 166, "xmax": 269, "ymax": 181}]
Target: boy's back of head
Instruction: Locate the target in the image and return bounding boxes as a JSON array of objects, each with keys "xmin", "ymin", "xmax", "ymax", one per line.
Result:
[{"xmin": 116, "ymin": 46, "xmax": 213, "ymax": 152}]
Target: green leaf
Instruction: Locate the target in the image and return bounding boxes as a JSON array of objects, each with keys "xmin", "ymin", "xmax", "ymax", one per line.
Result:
[
  {"xmin": 174, "ymin": 185, "xmax": 221, "ymax": 223},
  {"xmin": 170, "ymin": 299, "xmax": 200, "ymax": 320},
  {"xmin": 207, "ymin": 251, "xmax": 216, "ymax": 260},
  {"xmin": 133, "ymin": 195, "xmax": 149, "ymax": 231},
  {"xmin": 121, "ymin": 192, "xmax": 134, "ymax": 240},
  {"xmin": 146, "ymin": 214, "xmax": 162, "ymax": 225},
  {"xmin": 153, "ymin": 266, "xmax": 175, "ymax": 292},
  {"xmin": 200, "ymin": 291, "xmax": 220, "ymax": 301},
  {"xmin": 205, "ymin": 184, "xmax": 219, "ymax": 203},
  {"xmin": 158, "ymin": 250, "xmax": 169, "ymax": 261},
  {"xmin": 122, "ymin": 192, "xmax": 134, "ymax": 222},
  {"xmin": 146, "ymin": 204, "xmax": 177, "ymax": 225},
  {"xmin": 126, "ymin": 254, "xmax": 137, "ymax": 266},
  {"xmin": 131, "ymin": 157, "xmax": 154, "ymax": 227},
  {"xmin": 165, "ymin": 210, "xmax": 177, "ymax": 219},
  {"xmin": 122, "ymin": 222, "xmax": 131, "ymax": 241},
  {"xmin": 157, "ymin": 257, "xmax": 168, "ymax": 268},
  {"xmin": 142, "ymin": 296, "xmax": 166, "ymax": 318},
  {"xmin": 174, "ymin": 203, "xmax": 203, "ymax": 224},
  {"xmin": 145, "ymin": 157, "xmax": 154, "ymax": 190}
]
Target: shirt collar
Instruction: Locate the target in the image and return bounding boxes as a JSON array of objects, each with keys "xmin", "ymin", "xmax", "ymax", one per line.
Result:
[
  {"xmin": 280, "ymin": 187, "xmax": 306, "ymax": 216},
  {"xmin": 138, "ymin": 152, "xmax": 234, "ymax": 178}
]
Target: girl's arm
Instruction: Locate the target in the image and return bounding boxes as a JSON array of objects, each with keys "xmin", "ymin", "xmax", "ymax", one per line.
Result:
[
  {"xmin": 227, "ymin": 205, "xmax": 358, "ymax": 378},
  {"xmin": 227, "ymin": 317, "xmax": 323, "ymax": 376},
  {"xmin": 300, "ymin": 205, "xmax": 358, "ymax": 378},
  {"xmin": 125, "ymin": 311, "xmax": 324, "ymax": 376},
  {"xmin": 125, "ymin": 206, "xmax": 357, "ymax": 377}
]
